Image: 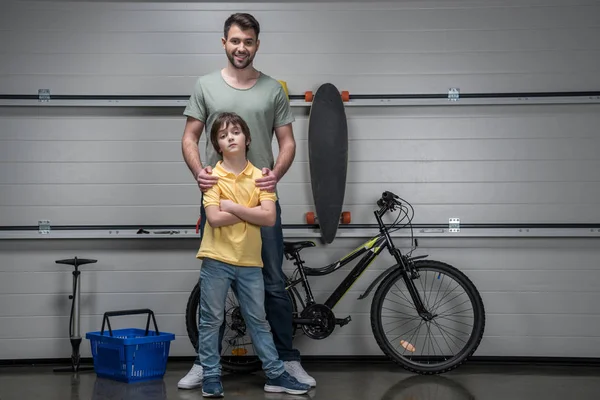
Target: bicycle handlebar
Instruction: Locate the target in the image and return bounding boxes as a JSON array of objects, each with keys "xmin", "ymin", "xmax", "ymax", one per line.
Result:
[{"xmin": 377, "ymin": 191, "xmax": 401, "ymax": 209}]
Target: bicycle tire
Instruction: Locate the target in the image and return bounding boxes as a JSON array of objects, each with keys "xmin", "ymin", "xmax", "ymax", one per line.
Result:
[
  {"xmin": 185, "ymin": 280, "xmax": 298, "ymax": 374},
  {"xmin": 371, "ymin": 260, "xmax": 485, "ymax": 374}
]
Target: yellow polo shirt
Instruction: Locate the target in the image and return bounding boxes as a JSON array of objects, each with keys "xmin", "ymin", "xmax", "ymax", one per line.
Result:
[{"xmin": 196, "ymin": 160, "xmax": 277, "ymax": 267}]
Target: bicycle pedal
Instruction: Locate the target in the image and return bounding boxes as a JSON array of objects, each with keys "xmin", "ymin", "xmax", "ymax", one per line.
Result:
[{"xmin": 335, "ymin": 316, "xmax": 351, "ymax": 327}]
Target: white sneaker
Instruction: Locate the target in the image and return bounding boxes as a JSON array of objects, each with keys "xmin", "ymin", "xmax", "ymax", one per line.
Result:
[
  {"xmin": 284, "ymin": 361, "xmax": 316, "ymax": 387},
  {"xmin": 177, "ymin": 364, "xmax": 204, "ymax": 389}
]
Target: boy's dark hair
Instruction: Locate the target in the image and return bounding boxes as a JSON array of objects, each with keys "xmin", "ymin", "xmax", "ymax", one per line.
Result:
[
  {"xmin": 210, "ymin": 112, "xmax": 251, "ymax": 154},
  {"xmin": 224, "ymin": 13, "xmax": 260, "ymax": 39}
]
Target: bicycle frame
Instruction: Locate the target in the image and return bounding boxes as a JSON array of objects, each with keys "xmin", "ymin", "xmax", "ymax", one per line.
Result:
[
  {"xmin": 286, "ymin": 204, "xmax": 431, "ymax": 316},
  {"xmin": 286, "ymin": 233, "xmax": 387, "ymax": 310}
]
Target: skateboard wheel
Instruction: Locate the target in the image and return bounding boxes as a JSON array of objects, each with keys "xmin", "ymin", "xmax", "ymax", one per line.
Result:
[
  {"xmin": 306, "ymin": 211, "xmax": 316, "ymax": 224},
  {"xmin": 341, "ymin": 211, "xmax": 351, "ymax": 224},
  {"xmin": 305, "ymin": 91, "xmax": 313, "ymax": 102},
  {"xmin": 341, "ymin": 91, "xmax": 350, "ymax": 102}
]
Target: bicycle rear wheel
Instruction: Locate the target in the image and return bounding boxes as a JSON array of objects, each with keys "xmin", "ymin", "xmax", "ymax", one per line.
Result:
[
  {"xmin": 371, "ymin": 260, "xmax": 485, "ymax": 374},
  {"xmin": 185, "ymin": 280, "xmax": 298, "ymax": 374}
]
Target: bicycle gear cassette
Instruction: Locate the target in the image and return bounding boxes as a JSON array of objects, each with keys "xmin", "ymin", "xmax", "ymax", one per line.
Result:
[{"xmin": 301, "ymin": 304, "xmax": 336, "ymax": 339}]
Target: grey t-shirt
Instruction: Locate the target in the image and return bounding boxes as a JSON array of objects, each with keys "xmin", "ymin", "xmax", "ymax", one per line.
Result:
[{"xmin": 183, "ymin": 70, "xmax": 295, "ymax": 170}]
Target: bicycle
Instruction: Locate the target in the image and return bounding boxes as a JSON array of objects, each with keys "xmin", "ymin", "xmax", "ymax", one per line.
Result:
[{"xmin": 185, "ymin": 190, "xmax": 486, "ymax": 375}]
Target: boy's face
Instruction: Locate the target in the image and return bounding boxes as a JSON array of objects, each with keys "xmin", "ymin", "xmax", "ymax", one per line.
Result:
[{"xmin": 217, "ymin": 122, "xmax": 248, "ymax": 156}]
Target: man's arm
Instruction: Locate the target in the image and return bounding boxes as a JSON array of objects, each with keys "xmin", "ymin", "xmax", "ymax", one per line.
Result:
[
  {"xmin": 181, "ymin": 117, "xmax": 205, "ymax": 178},
  {"xmin": 182, "ymin": 117, "xmax": 219, "ymax": 191},
  {"xmin": 204, "ymin": 205, "xmax": 243, "ymax": 228},
  {"xmin": 255, "ymin": 123, "xmax": 296, "ymax": 192},
  {"xmin": 221, "ymin": 200, "xmax": 276, "ymax": 227},
  {"xmin": 272, "ymin": 123, "xmax": 296, "ymax": 180}
]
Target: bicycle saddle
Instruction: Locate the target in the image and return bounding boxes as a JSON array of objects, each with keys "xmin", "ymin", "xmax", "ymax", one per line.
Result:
[
  {"xmin": 55, "ymin": 257, "xmax": 98, "ymax": 267},
  {"xmin": 283, "ymin": 241, "xmax": 316, "ymax": 254}
]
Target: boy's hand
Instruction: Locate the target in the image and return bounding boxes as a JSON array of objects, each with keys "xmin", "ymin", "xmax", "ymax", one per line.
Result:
[
  {"xmin": 255, "ymin": 168, "xmax": 278, "ymax": 192},
  {"xmin": 196, "ymin": 166, "xmax": 218, "ymax": 192},
  {"xmin": 220, "ymin": 199, "xmax": 238, "ymax": 213}
]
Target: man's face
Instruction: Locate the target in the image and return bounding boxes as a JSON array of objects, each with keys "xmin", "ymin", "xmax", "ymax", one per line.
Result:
[{"xmin": 222, "ymin": 24, "xmax": 259, "ymax": 70}]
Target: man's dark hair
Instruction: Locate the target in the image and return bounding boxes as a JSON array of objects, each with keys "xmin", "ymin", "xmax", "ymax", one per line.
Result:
[
  {"xmin": 210, "ymin": 112, "xmax": 252, "ymax": 154},
  {"xmin": 224, "ymin": 13, "xmax": 260, "ymax": 39}
]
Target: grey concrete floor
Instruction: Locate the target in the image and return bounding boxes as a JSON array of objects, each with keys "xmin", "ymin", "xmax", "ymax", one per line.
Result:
[{"xmin": 1, "ymin": 360, "xmax": 600, "ymax": 400}]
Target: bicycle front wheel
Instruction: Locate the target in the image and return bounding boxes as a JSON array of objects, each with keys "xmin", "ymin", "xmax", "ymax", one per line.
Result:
[{"xmin": 371, "ymin": 260, "xmax": 485, "ymax": 374}]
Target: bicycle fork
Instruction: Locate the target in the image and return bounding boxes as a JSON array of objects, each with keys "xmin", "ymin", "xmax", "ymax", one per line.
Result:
[
  {"xmin": 393, "ymin": 253, "xmax": 436, "ymax": 321},
  {"xmin": 383, "ymin": 220, "xmax": 435, "ymax": 321},
  {"xmin": 401, "ymin": 270, "xmax": 435, "ymax": 321}
]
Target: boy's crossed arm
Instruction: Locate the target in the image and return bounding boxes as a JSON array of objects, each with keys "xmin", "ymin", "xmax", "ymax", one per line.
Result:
[
  {"xmin": 205, "ymin": 201, "xmax": 275, "ymax": 228},
  {"xmin": 203, "ymin": 185, "xmax": 276, "ymax": 228},
  {"xmin": 203, "ymin": 185, "xmax": 241, "ymax": 228},
  {"xmin": 220, "ymin": 199, "xmax": 276, "ymax": 227},
  {"xmin": 205, "ymin": 205, "xmax": 242, "ymax": 228}
]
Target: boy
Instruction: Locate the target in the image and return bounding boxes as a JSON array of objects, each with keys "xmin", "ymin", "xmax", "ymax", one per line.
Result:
[{"xmin": 196, "ymin": 112, "xmax": 310, "ymax": 398}]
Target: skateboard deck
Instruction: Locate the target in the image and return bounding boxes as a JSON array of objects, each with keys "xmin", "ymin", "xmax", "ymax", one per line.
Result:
[{"xmin": 306, "ymin": 83, "xmax": 349, "ymax": 244}]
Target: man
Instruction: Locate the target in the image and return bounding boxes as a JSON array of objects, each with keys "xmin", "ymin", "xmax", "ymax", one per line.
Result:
[{"xmin": 179, "ymin": 12, "xmax": 316, "ymax": 390}]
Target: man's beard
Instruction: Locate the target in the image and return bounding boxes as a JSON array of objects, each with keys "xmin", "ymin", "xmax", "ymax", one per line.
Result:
[{"xmin": 227, "ymin": 51, "xmax": 253, "ymax": 70}]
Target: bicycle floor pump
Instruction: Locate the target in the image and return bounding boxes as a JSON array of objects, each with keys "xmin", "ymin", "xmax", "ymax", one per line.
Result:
[{"xmin": 54, "ymin": 257, "xmax": 97, "ymax": 373}]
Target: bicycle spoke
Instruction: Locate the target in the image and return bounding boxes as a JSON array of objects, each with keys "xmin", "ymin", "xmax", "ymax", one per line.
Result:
[
  {"xmin": 430, "ymin": 282, "xmax": 462, "ymax": 312},
  {"xmin": 388, "ymin": 319, "xmax": 424, "ymax": 347},
  {"xmin": 435, "ymin": 306, "xmax": 474, "ymax": 319},
  {"xmin": 427, "ymin": 323, "xmax": 447, "ymax": 362},
  {"xmin": 432, "ymin": 320, "xmax": 468, "ymax": 346},
  {"xmin": 430, "ymin": 321, "xmax": 456, "ymax": 358},
  {"xmin": 385, "ymin": 317, "xmax": 423, "ymax": 338},
  {"xmin": 432, "ymin": 321, "xmax": 471, "ymax": 338},
  {"xmin": 436, "ymin": 315, "xmax": 474, "ymax": 329},
  {"xmin": 422, "ymin": 323, "xmax": 433, "ymax": 360},
  {"xmin": 429, "ymin": 323, "xmax": 451, "ymax": 360},
  {"xmin": 388, "ymin": 291, "xmax": 416, "ymax": 310},
  {"xmin": 392, "ymin": 282, "xmax": 415, "ymax": 308},
  {"xmin": 381, "ymin": 302, "xmax": 419, "ymax": 318},
  {"xmin": 382, "ymin": 315, "xmax": 422, "ymax": 325},
  {"xmin": 429, "ymin": 273, "xmax": 446, "ymax": 315}
]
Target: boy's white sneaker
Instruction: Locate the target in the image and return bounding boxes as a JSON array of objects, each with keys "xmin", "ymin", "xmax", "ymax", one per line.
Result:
[
  {"xmin": 284, "ymin": 361, "xmax": 316, "ymax": 387},
  {"xmin": 178, "ymin": 364, "xmax": 204, "ymax": 389}
]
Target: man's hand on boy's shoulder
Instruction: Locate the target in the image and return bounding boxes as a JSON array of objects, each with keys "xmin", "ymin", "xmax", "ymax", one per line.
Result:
[
  {"xmin": 196, "ymin": 165, "xmax": 218, "ymax": 192},
  {"xmin": 255, "ymin": 168, "xmax": 278, "ymax": 192}
]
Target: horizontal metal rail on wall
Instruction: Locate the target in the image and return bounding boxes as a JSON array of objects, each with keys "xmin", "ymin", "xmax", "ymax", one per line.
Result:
[
  {"xmin": 1, "ymin": 223, "xmax": 600, "ymax": 240},
  {"xmin": 1, "ymin": 90, "xmax": 600, "ymax": 107}
]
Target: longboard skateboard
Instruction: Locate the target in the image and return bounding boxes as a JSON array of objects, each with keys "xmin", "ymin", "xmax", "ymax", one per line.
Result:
[{"xmin": 305, "ymin": 83, "xmax": 350, "ymax": 244}]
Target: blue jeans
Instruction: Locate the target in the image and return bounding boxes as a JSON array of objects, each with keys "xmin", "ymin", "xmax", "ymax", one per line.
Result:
[
  {"xmin": 198, "ymin": 257, "xmax": 286, "ymax": 379},
  {"xmin": 194, "ymin": 199, "xmax": 301, "ymax": 366}
]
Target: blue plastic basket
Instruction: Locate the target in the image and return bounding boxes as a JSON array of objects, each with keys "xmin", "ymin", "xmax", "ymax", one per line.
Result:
[{"xmin": 86, "ymin": 309, "xmax": 175, "ymax": 383}]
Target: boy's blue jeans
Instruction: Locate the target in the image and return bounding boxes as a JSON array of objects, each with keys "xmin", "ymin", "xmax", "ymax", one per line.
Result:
[
  {"xmin": 198, "ymin": 257, "xmax": 286, "ymax": 379},
  {"xmin": 194, "ymin": 199, "xmax": 301, "ymax": 367}
]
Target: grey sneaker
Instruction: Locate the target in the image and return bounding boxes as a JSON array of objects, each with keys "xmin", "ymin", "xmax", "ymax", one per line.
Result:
[
  {"xmin": 202, "ymin": 376, "xmax": 224, "ymax": 398},
  {"xmin": 264, "ymin": 371, "xmax": 311, "ymax": 395}
]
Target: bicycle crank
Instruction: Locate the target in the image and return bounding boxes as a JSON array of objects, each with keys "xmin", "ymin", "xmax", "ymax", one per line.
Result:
[{"xmin": 299, "ymin": 304, "xmax": 336, "ymax": 339}]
